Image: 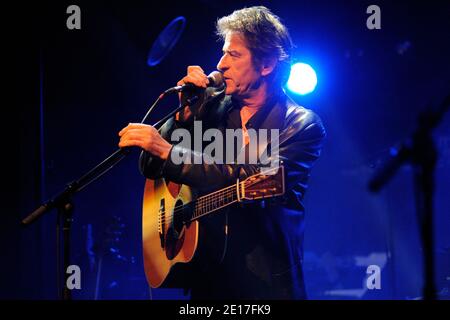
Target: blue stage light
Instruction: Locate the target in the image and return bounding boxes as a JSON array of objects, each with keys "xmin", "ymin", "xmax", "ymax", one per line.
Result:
[{"xmin": 287, "ymin": 63, "xmax": 318, "ymax": 95}]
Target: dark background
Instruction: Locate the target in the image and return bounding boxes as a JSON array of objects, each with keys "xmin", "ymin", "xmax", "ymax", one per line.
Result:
[{"xmin": 4, "ymin": 0, "xmax": 450, "ymax": 299}]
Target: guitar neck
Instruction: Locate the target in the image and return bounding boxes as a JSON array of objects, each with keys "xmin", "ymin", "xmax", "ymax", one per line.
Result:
[
  {"xmin": 189, "ymin": 182, "xmax": 241, "ymax": 222},
  {"xmin": 186, "ymin": 166, "xmax": 284, "ymax": 222}
]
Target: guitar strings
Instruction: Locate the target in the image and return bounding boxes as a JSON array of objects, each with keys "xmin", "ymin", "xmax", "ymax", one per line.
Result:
[
  {"xmin": 158, "ymin": 175, "xmax": 273, "ymax": 225},
  {"xmin": 161, "ymin": 182, "xmax": 243, "ymax": 223},
  {"xmin": 158, "ymin": 195, "xmax": 237, "ymax": 226},
  {"xmin": 158, "ymin": 184, "xmax": 238, "ymax": 225}
]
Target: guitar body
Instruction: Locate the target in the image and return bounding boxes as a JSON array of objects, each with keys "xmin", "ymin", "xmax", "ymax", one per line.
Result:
[
  {"xmin": 141, "ymin": 166, "xmax": 285, "ymax": 289},
  {"xmin": 142, "ymin": 178, "xmax": 199, "ymax": 288}
]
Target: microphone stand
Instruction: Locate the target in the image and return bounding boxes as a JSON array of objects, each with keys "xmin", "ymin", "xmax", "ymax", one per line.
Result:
[
  {"xmin": 21, "ymin": 90, "xmax": 194, "ymax": 300},
  {"xmin": 368, "ymin": 93, "xmax": 450, "ymax": 300}
]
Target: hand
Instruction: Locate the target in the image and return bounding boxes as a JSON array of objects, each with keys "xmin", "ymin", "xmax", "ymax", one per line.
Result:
[
  {"xmin": 177, "ymin": 65, "xmax": 209, "ymax": 89},
  {"xmin": 175, "ymin": 65, "xmax": 209, "ymax": 123},
  {"xmin": 118, "ymin": 123, "xmax": 172, "ymax": 160}
]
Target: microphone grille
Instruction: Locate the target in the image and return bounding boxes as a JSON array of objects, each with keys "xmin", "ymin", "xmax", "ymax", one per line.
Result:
[{"xmin": 208, "ymin": 71, "xmax": 224, "ymax": 87}]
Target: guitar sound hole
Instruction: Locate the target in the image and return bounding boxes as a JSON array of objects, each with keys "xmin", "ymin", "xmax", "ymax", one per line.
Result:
[{"xmin": 165, "ymin": 199, "xmax": 185, "ymax": 260}]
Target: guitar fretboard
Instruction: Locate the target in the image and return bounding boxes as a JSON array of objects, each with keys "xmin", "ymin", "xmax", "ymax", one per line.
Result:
[{"xmin": 191, "ymin": 183, "xmax": 240, "ymax": 221}]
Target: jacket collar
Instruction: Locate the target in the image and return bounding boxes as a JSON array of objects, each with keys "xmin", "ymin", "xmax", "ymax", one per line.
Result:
[{"xmin": 225, "ymin": 91, "xmax": 288, "ymax": 131}]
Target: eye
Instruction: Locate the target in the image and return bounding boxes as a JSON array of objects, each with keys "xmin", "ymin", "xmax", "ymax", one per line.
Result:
[{"xmin": 222, "ymin": 50, "xmax": 239, "ymax": 58}]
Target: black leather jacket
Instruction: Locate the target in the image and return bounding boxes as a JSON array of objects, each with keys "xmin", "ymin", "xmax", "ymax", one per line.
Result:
[{"xmin": 140, "ymin": 87, "xmax": 326, "ymax": 299}]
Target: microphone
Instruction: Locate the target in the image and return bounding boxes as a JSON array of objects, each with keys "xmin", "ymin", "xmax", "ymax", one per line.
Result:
[{"xmin": 163, "ymin": 71, "xmax": 224, "ymax": 95}]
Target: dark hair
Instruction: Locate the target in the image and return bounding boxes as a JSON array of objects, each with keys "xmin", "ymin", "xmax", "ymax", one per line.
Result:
[{"xmin": 216, "ymin": 6, "xmax": 293, "ymax": 87}]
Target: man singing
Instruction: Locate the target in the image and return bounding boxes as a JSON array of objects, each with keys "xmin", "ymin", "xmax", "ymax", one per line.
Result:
[{"xmin": 119, "ymin": 6, "xmax": 326, "ymax": 299}]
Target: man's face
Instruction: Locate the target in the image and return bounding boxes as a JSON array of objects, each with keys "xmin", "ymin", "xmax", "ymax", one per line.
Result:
[{"xmin": 217, "ymin": 32, "xmax": 262, "ymax": 98}]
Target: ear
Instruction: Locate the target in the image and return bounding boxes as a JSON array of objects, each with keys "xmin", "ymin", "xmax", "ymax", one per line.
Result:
[{"xmin": 260, "ymin": 57, "xmax": 278, "ymax": 77}]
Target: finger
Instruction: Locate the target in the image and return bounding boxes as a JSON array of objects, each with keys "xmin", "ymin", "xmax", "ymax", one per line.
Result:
[
  {"xmin": 192, "ymin": 71, "xmax": 209, "ymax": 86},
  {"xmin": 119, "ymin": 123, "xmax": 138, "ymax": 136},
  {"xmin": 121, "ymin": 129, "xmax": 148, "ymax": 141},
  {"xmin": 182, "ymin": 73, "xmax": 203, "ymax": 84},
  {"xmin": 126, "ymin": 123, "xmax": 147, "ymax": 129},
  {"xmin": 189, "ymin": 68, "xmax": 208, "ymax": 80},
  {"xmin": 119, "ymin": 138, "xmax": 143, "ymax": 148},
  {"xmin": 181, "ymin": 74, "xmax": 208, "ymax": 88},
  {"xmin": 121, "ymin": 123, "xmax": 153, "ymax": 135},
  {"xmin": 187, "ymin": 68, "xmax": 208, "ymax": 85},
  {"xmin": 190, "ymin": 74, "xmax": 208, "ymax": 87},
  {"xmin": 187, "ymin": 65, "xmax": 204, "ymax": 74},
  {"xmin": 119, "ymin": 124, "xmax": 132, "ymax": 136}
]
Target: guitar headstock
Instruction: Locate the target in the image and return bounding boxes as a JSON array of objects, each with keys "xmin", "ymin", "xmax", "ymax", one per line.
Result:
[{"xmin": 241, "ymin": 166, "xmax": 285, "ymax": 201}]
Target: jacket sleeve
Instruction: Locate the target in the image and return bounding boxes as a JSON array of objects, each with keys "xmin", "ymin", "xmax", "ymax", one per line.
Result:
[
  {"xmin": 156, "ymin": 108, "xmax": 326, "ymax": 193},
  {"xmin": 138, "ymin": 86, "xmax": 226, "ymax": 181},
  {"xmin": 138, "ymin": 117, "xmax": 179, "ymax": 180}
]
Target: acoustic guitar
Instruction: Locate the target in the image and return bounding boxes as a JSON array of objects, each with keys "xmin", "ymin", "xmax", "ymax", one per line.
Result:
[{"xmin": 142, "ymin": 166, "xmax": 285, "ymax": 288}]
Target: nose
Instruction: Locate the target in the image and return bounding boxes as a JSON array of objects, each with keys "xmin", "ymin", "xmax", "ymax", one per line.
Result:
[{"xmin": 217, "ymin": 54, "xmax": 229, "ymax": 73}]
